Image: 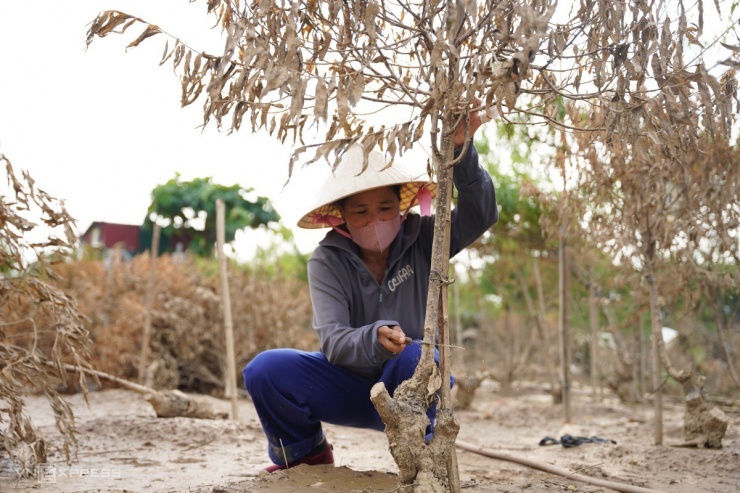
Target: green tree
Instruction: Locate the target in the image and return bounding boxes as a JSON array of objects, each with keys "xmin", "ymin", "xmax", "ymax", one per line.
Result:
[{"xmin": 144, "ymin": 175, "xmax": 280, "ymax": 257}]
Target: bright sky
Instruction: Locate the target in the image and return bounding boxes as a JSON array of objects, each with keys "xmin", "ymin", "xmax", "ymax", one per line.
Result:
[{"xmin": 0, "ymin": 0, "xmax": 333, "ymax": 259}]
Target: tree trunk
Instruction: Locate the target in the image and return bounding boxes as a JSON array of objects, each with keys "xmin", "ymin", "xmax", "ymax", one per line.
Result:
[
  {"xmin": 603, "ymin": 306, "xmax": 643, "ymax": 404},
  {"xmin": 517, "ymin": 268, "xmax": 559, "ymax": 398},
  {"xmin": 558, "ymin": 237, "xmax": 571, "ymax": 423},
  {"xmin": 646, "ymin": 259, "xmax": 665, "ymax": 445},
  {"xmin": 588, "ymin": 271, "xmax": 601, "ymax": 402},
  {"xmin": 533, "ymin": 259, "xmax": 562, "ymax": 403},
  {"xmin": 644, "ymin": 253, "xmax": 728, "ymax": 447},
  {"xmin": 500, "ymin": 302, "xmax": 514, "ymax": 394},
  {"xmin": 57, "ymin": 362, "xmax": 228, "ymax": 420},
  {"xmin": 636, "ymin": 314, "xmax": 645, "ymax": 399},
  {"xmin": 370, "ymin": 132, "xmax": 460, "ymax": 492}
]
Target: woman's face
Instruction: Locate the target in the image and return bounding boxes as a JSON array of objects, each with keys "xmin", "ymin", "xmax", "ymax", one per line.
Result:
[{"xmin": 341, "ymin": 186, "xmax": 401, "ymax": 228}]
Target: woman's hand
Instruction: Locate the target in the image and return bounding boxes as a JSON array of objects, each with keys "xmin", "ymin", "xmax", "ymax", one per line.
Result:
[
  {"xmin": 378, "ymin": 325, "xmax": 409, "ymax": 355},
  {"xmin": 453, "ymin": 98, "xmax": 485, "ymax": 147}
]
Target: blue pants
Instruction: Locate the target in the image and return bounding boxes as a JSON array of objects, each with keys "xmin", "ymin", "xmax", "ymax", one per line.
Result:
[{"xmin": 243, "ymin": 342, "xmax": 448, "ymax": 465}]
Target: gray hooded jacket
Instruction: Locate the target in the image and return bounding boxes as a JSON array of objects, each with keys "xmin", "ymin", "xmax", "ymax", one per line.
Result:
[{"xmin": 307, "ymin": 145, "xmax": 498, "ymax": 379}]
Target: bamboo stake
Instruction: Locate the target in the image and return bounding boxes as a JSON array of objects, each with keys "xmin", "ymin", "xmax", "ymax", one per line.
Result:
[
  {"xmin": 439, "ymin": 274, "xmax": 460, "ymax": 493},
  {"xmin": 431, "ymin": 127, "xmax": 460, "ymax": 492},
  {"xmin": 216, "ymin": 199, "xmax": 239, "ymax": 420},
  {"xmin": 138, "ymin": 223, "xmax": 160, "ymax": 384}
]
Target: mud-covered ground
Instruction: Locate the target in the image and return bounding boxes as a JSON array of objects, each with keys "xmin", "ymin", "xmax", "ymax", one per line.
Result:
[{"xmin": 2, "ymin": 382, "xmax": 738, "ymax": 492}]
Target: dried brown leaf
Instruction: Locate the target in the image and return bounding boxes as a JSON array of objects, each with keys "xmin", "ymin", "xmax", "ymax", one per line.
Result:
[
  {"xmin": 314, "ymin": 77, "xmax": 328, "ymax": 121},
  {"xmin": 337, "ymin": 79, "xmax": 349, "ymax": 123},
  {"xmin": 349, "ymin": 73, "xmax": 365, "ymax": 106},
  {"xmin": 126, "ymin": 24, "xmax": 161, "ymax": 50},
  {"xmin": 86, "ymin": 11, "xmax": 138, "ymax": 45},
  {"xmin": 290, "ymin": 77, "xmax": 307, "ymax": 122}
]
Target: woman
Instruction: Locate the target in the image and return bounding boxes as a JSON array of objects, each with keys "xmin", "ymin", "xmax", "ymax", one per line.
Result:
[{"xmin": 244, "ymin": 113, "xmax": 497, "ymax": 472}]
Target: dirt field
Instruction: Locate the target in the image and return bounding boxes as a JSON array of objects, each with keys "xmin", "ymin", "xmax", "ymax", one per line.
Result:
[{"xmin": 1, "ymin": 382, "xmax": 738, "ymax": 492}]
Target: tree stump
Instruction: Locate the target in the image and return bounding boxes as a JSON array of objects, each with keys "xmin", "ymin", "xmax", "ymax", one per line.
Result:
[
  {"xmin": 453, "ymin": 371, "xmax": 488, "ymax": 410},
  {"xmin": 682, "ymin": 375, "xmax": 729, "ymax": 448},
  {"xmin": 453, "ymin": 378, "xmax": 479, "ymax": 411},
  {"xmin": 145, "ymin": 390, "xmax": 229, "ymax": 419},
  {"xmin": 370, "ymin": 364, "xmax": 459, "ymax": 492}
]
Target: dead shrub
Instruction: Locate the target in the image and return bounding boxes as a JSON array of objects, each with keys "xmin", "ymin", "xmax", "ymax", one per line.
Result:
[
  {"xmin": 51, "ymin": 253, "xmax": 316, "ymax": 395},
  {"xmin": 1, "ymin": 154, "xmax": 92, "ymax": 477}
]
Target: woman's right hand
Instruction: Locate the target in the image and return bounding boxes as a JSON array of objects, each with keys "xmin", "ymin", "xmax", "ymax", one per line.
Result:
[{"xmin": 378, "ymin": 325, "xmax": 408, "ymax": 355}]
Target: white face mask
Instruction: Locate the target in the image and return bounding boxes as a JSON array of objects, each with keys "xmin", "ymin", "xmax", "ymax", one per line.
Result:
[{"xmin": 346, "ymin": 215, "xmax": 402, "ymax": 253}]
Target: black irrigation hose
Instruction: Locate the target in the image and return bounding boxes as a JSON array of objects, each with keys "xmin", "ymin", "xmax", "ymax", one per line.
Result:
[{"xmin": 539, "ymin": 435, "xmax": 617, "ymax": 448}]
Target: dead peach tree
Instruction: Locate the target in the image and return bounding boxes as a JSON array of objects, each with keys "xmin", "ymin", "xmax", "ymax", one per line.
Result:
[
  {"xmin": 565, "ymin": 36, "xmax": 739, "ymax": 448},
  {"xmin": 689, "ymin": 143, "xmax": 740, "ymax": 391},
  {"xmin": 86, "ymin": 2, "xmax": 554, "ymax": 490},
  {"xmin": 505, "ymin": 0, "xmax": 739, "ymax": 446},
  {"xmin": 571, "ymin": 118, "xmax": 738, "ymax": 447},
  {"xmin": 85, "ymin": 0, "xmax": 739, "ymax": 488},
  {"xmin": 523, "ymin": 0, "xmax": 739, "ymax": 423},
  {"xmin": 0, "ymin": 153, "xmax": 93, "ymax": 476}
]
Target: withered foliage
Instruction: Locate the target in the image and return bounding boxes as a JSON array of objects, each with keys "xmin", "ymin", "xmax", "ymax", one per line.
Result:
[
  {"xmin": 86, "ymin": 1, "xmax": 559, "ymax": 172},
  {"xmin": 568, "ymin": 106, "xmax": 740, "ymax": 377},
  {"xmin": 1, "ymin": 154, "xmax": 92, "ymax": 476},
  {"xmin": 51, "ymin": 254, "xmax": 316, "ymax": 394},
  {"xmin": 85, "ymin": 2, "xmax": 739, "ymax": 171},
  {"xmin": 555, "ymin": 10, "xmax": 740, "ymax": 443}
]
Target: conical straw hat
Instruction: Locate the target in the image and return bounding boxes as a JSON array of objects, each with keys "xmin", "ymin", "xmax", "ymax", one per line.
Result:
[{"xmin": 297, "ymin": 144, "xmax": 437, "ymax": 229}]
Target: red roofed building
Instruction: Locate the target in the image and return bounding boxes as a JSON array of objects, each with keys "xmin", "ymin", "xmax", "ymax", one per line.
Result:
[{"xmin": 80, "ymin": 222, "xmax": 141, "ymax": 255}]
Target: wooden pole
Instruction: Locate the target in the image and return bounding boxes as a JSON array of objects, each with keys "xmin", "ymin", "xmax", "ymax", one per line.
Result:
[
  {"xmin": 588, "ymin": 270, "xmax": 601, "ymax": 402},
  {"xmin": 452, "ymin": 262, "xmax": 463, "ymax": 348},
  {"xmin": 439, "ymin": 284, "xmax": 460, "ymax": 493},
  {"xmin": 216, "ymin": 199, "xmax": 239, "ymax": 420},
  {"xmin": 437, "ymin": 134, "xmax": 460, "ymax": 493},
  {"xmin": 138, "ymin": 223, "xmax": 160, "ymax": 384}
]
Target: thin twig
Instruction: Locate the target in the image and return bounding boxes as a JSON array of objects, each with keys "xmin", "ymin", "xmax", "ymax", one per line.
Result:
[
  {"xmin": 279, "ymin": 438, "xmax": 290, "ymax": 469},
  {"xmin": 455, "ymin": 440, "xmax": 667, "ymax": 493}
]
